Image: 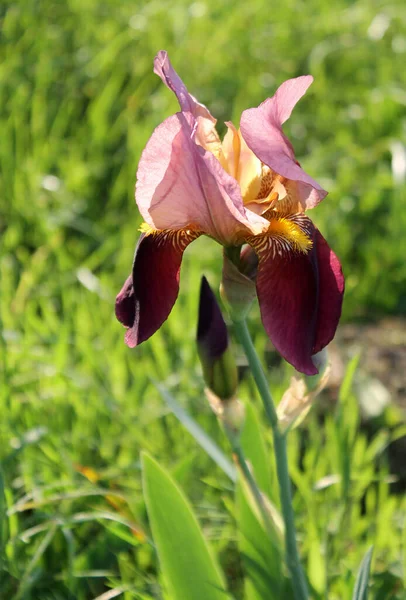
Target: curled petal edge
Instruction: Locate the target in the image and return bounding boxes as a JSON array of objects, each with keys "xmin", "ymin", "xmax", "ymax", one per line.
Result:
[
  {"xmin": 240, "ymin": 76, "xmax": 327, "ymax": 209},
  {"xmin": 154, "ymin": 50, "xmax": 215, "ymax": 122}
]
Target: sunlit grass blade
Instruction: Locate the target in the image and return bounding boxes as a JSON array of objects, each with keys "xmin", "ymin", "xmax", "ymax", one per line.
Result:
[
  {"xmin": 14, "ymin": 524, "xmax": 58, "ymax": 600},
  {"xmin": 154, "ymin": 381, "xmax": 236, "ymax": 482},
  {"xmin": 142, "ymin": 452, "xmax": 231, "ymax": 600},
  {"xmin": 92, "ymin": 586, "xmax": 133, "ymax": 600},
  {"xmin": 0, "ymin": 466, "xmax": 6, "ymax": 566},
  {"xmin": 352, "ymin": 546, "xmax": 373, "ymax": 600}
]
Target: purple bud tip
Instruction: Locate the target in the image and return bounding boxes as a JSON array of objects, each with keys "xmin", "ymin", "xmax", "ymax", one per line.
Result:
[{"xmin": 197, "ymin": 276, "xmax": 229, "ymax": 359}]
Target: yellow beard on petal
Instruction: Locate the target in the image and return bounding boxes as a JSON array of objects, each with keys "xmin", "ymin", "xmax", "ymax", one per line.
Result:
[
  {"xmin": 246, "ymin": 213, "xmax": 313, "ymax": 262},
  {"xmin": 267, "ymin": 215, "xmax": 312, "ymax": 254},
  {"xmin": 139, "ymin": 222, "xmax": 202, "ymax": 251},
  {"xmin": 139, "ymin": 222, "xmax": 157, "ymax": 236}
]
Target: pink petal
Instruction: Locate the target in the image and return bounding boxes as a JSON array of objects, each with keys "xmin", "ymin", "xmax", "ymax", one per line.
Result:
[
  {"xmin": 153, "ymin": 52, "xmax": 228, "ymax": 182},
  {"xmin": 154, "ymin": 50, "xmax": 215, "ymax": 122},
  {"xmin": 264, "ymin": 76, "xmax": 314, "ymax": 125},
  {"xmin": 240, "ymin": 76, "xmax": 327, "ymax": 209},
  {"xmin": 251, "ymin": 221, "xmax": 344, "ymax": 375},
  {"xmin": 136, "ymin": 113, "xmax": 268, "ymax": 244},
  {"xmin": 115, "ymin": 230, "xmax": 200, "ymax": 347}
]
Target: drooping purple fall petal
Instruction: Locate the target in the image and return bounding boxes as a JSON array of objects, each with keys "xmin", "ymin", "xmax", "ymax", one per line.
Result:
[
  {"xmin": 115, "ymin": 275, "xmax": 135, "ymax": 328},
  {"xmin": 311, "ymin": 229, "xmax": 345, "ymax": 353},
  {"xmin": 255, "ymin": 244, "xmax": 318, "ymax": 375},
  {"xmin": 115, "ymin": 229, "xmax": 200, "ymax": 347},
  {"xmin": 240, "ymin": 76, "xmax": 327, "ymax": 209},
  {"xmin": 251, "ymin": 220, "xmax": 343, "ymax": 375},
  {"xmin": 136, "ymin": 113, "xmax": 268, "ymax": 244}
]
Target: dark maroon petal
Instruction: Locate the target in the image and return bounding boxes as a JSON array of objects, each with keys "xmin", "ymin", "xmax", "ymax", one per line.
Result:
[
  {"xmin": 312, "ymin": 230, "xmax": 345, "ymax": 353},
  {"xmin": 115, "ymin": 275, "xmax": 135, "ymax": 327},
  {"xmin": 255, "ymin": 244, "xmax": 318, "ymax": 375},
  {"xmin": 251, "ymin": 222, "xmax": 344, "ymax": 375},
  {"xmin": 116, "ymin": 229, "xmax": 200, "ymax": 347}
]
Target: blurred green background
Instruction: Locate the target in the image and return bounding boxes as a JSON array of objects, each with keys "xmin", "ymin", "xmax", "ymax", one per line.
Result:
[{"xmin": 0, "ymin": 0, "xmax": 405, "ymax": 598}]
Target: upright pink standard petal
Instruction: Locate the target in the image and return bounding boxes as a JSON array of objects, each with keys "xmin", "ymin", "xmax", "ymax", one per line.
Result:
[
  {"xmin": 240, "ymin": 76, "xmax": 327, "ymax": 209},
  {"xmin": 252, "ymin": 222, "xmax": 344, "ymax": 375},
  {"xmin": 115, "ymin": 229, "xmax": 200, "ymax": 347},
  {"xmin": 136, "ymin": 112, "xmax": 268, "ymax": 245},
  {"xmin": 154, "ymin": 50, "xmax": 215, "ymax": 122}
]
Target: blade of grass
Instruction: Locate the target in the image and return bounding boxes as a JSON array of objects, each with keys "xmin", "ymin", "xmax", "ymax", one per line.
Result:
[
  {"xmin": 154, "ymin": 381, "xmax": 236, "ymax": 482},
  {"xmin": 352, "ymin": 546, "xmax": 373, "ymax": 600}
]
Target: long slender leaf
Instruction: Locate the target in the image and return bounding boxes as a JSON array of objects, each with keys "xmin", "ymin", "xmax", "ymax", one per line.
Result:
[
  {"xmin": 0, "ymin": 466, "xmax": 6, "ymax": 565},
  {"xmin": 237, "ymin": 403, "xmax": 285, "ymax": 599},
  {"xmin": 154, "ymin": 381, "xmax": 236, "ymax": 482},
  {"xmin": 142, "ymin": 452, "xmax": 230, "ymax": 600},
  {"xmin": 352, "ymin": 546, "xmax": 373, "ymax": 600},
  {"xmin": 240, "ymin": 402, "xmax": 272, "ymax": 496}
]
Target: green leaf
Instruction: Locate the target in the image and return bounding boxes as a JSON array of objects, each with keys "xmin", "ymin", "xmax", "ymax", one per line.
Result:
[
  {"xmin": 236, "ymin": 482, "xmax": 284, "ymax": 600},
  {"xmin": 237, "ymin": 403, "xmax": 285, "ymax": 599},
  {"xmin": 352, "ymin": 546, "xmax": 373, "ymax": 600},
  {"xmin": 240, "ymin": 402, "xmax": 272, "ymax": 496},
  {"xmin": 142, "ymin": 453, "xmax": 230, "ymax": 600},
  {"xmin": 154, "ymin": 381, "xmax": 236, "ymax": 482},
  {"xmin": 0, "ymin": 466, "xmax": 6, "ymax": 561},
  {"xmin": 339, "ymin": 353, "xmax": 360, "ymax": 404}
]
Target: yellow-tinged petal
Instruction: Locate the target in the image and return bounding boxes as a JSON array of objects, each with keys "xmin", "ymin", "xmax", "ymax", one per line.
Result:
[
  {"xmin": 195, "ymin": 116, "xmax": 224, "ymax": 161},
  {"xmin": 222, "ymin": 124, "xmax": 262, "ymax": 202},
  {"xmin": 273, "ymin": 179, "xmax": 305, "ymax": 215},
  {"xmin": 222, "ymin": 122, "xmax": 241, "ymax": 179}
]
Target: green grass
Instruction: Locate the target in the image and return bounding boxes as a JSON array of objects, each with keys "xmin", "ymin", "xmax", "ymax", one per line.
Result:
[{"xmin": 0, "ymin": 0, "xmax": 405, "ymax": 598}]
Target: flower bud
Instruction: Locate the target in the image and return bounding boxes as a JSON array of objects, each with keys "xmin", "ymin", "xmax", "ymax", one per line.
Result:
[
  {"xmin": 197, "ymin": 276, "xmax": 238, "ymax": 400},
  {"xmin": 205, "ymin": 388, "xmax": 245, "ymax": 442},
  {"xmin": 220, "ymin": 246, "xmax": 257, "ymax": 321},
  {"xmin": 277, "ymin": 349, "xmax": 331, "ymax": 432},
  {"xmin": 277, "ymin": 377, "xmax": 310, "ymax": 432}
]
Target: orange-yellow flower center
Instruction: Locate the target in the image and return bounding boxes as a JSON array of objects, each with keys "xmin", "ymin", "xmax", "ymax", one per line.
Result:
[{"xmin": 199, "ymin": 120, "xmax": 300, "ymax": 218}]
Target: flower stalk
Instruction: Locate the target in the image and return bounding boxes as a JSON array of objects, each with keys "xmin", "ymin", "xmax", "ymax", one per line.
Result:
[{"xmin": 232, "ymin": 318, "xmax": 309, "ymax": 600}]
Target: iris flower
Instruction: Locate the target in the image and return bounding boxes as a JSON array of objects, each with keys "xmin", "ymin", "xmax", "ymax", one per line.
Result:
[{"xmin": 115, "ymin": 51, "xmax": 344, "ymax": 375}]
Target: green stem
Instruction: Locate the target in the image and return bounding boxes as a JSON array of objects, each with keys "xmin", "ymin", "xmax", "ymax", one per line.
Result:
[
  {"xmin": 233, "ymin": 319, "xmax": 278, "ymax": 428},
  {"xmin": 233, "ymin": 319, "xmax": 309, "ymax": 600}
]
